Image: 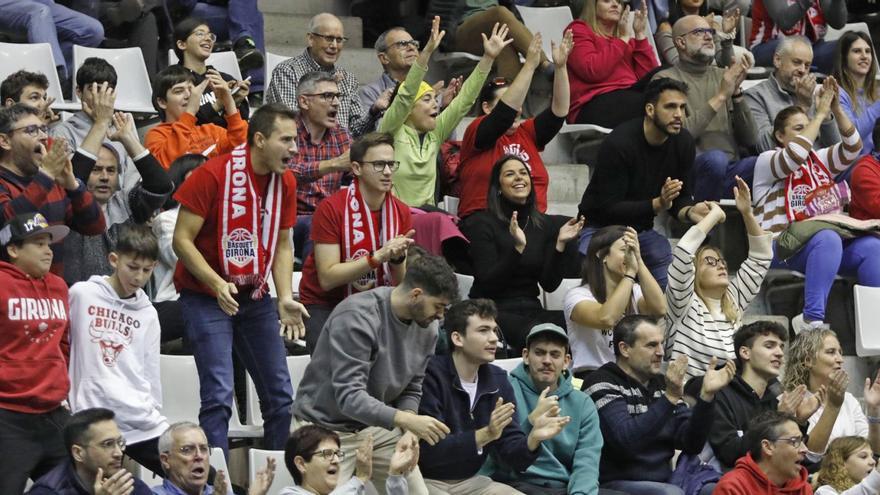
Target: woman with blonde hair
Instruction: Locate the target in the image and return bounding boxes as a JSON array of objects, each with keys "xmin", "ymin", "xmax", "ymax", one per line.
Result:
[
  {"xmin": 783, "ymin": 329, "xmax": 880, "ymax": 463},
  {"xmin": 664, "ymin": 177, "xmax": 772, "ymax": 379},
  {"xmin": 815, "ymin": 436, "xmax": 880, "ymax": 494}
]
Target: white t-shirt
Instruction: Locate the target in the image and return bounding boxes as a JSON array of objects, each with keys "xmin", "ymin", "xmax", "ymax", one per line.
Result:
[
  {"xmin": 806, "ymin": 391, "xmax": 870, "ymax": 462},
  {"xmin": 564, "ymin": 284, "xmax": 643, "ymax": 372},
  {"xmin": 461, "ymin": 378, "xmax": 479, "ymax": 411}
]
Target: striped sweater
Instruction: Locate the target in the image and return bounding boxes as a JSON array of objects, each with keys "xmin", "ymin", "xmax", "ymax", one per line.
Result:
[
  {"xmin": 665, "ymin": 226, "xmax": 773, "ymax": 379},
  {"xmin": 752, "ymin": 127, "xmax": 862, "ymax": 234}
]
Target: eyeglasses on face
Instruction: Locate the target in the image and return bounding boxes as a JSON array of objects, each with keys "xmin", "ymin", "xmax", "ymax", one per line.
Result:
[
  {"xmin": 301, "ymin": 92, "xmax": 342, "ymax": 103},
  {"xmin": 682, "ymin": 27, "xmax": 716, "ymax": 38},
  {"xmin": 312, "ymin": 449, "xmax": 345, "ymax": 460},
  {"xmin": 191, "ymin": 30, "xmax": 217, "ymax": 42},
  {"xmin": 89, "ymin": 437, "xmax": 127, "ymax": 452},
  {"xmin": 175, "ymin": 443, "xmax": 212, "ymax": 457},
  {"xmin": 10, "ymin": 124, "xmax": 49, "ymax": 137},
  {"xmin": 361, "ymin": 160, "xmax": 400, "ymax": 172},
  {"xmin": 389, "ymin": 39, "xmax": 420, "ymax": 50},
  {"xmin": 702, "ymin": 255, "xmax": 727, "ymax": 268},
  {"xmin": 772, "ymin": 435, "xmax": 804, "ymax": 448},
  {"xmin": 310, "ymin": 32, "xmax": 349, "ymax": 45}
]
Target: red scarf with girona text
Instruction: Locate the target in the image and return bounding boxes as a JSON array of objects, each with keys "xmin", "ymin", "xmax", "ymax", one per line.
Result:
[{"xmin": 342, "ymin": 180, "xmax": 400, "ymax": 296}]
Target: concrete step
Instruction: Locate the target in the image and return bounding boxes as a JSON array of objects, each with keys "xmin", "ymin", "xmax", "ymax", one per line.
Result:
[
  {"xmin": 546, "ymin": 163, "xmax": 589, "ymax": 206},
  {"xmin": 258, "ymin": 0, "xmax": 348, "ymax": 16},
  {"xmin": 546, "ymin": 202, "xmax": 579, "ymax": 218},
  {"xmin": 264, "ymin": 14, "xmax": 363, "ymax": 49},
  {"xmin": 265, "ymin": 45, "xmax": 380, "ymax": 87}
]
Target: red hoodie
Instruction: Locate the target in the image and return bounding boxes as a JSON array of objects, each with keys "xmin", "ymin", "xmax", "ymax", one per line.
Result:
[
  {"xmin": 715, "ymin": 453, "xmax": 813, "ymax": 495},
  {"xmin": 0, "ymin": 261, "xmax": 70, "ymax": 413}
]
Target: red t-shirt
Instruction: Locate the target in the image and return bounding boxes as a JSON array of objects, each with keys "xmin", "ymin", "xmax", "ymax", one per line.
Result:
[
  {"xmin": 850, "ymin": 155, "xmax": 880, "ymax": 221},
  {"xmin": 173, "ymin": 148, "xmax": 298, "ymax": 296},
  {"xmin": 299, "ymin": 188, "xmax": 413, "ymax": 307},
  {"xmin": 457, "ymin": 116, "xmax": 548, "ymax": 218}
]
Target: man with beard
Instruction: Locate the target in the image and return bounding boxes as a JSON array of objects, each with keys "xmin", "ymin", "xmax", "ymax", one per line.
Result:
[
  {"xmin": 28, "ymin": 408, "xmax": 152, "ymax": 495},
  {"xmin": 653, "ymin": 15, "xmax": 758, "ymax": 202},
  {"xmin": 745, "ymin": 36, "xmax": 842, "ymax": 153},
  {"xmin": 577, "ymin": 78, "xmax": 708, "ymax": 289},
  {"xmin": 0, "ymin": 104, "xmax": 105, "ymax": 277},
  {"xmin": 293, "ymin": 254, "xmax": 459, "ymax": 495}
]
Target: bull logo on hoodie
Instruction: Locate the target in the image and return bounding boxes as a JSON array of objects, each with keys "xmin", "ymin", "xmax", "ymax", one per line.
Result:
[{"xmin": 87, "ymin": 306, "xmax": 138, "ymax": 367}]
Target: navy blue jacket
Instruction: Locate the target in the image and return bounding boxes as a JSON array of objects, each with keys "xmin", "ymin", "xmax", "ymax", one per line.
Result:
[
  {"xmin": 27, "ymin": 461, "xmax": 152, "ymax": 495},
  {"xmin": 418, "ymin": 354, "xmax": 539, "ymax": 480}
]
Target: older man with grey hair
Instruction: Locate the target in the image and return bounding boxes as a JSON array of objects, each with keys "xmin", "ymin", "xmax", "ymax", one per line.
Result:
[
  {"xmin": 266, "ymin": 13, "xmax": 381, "ymax": 138},
  {"xmin": 653, "ymin": 15, "xmax": 757, "ymax": 201},
  {"xmin": 153, "ymin": 422, "xmax": 275, "ymax": 495},
  {"xmin": 359, "ymin": 27, "xmax": 420, "ymax": 113},
  {"xmin": 744, "ymin": 35, "xmax": 842, "ymax": 153}
]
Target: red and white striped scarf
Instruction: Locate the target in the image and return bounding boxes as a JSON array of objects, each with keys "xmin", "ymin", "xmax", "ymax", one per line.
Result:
[{"xmin": 342, "ymin": 180, "xmax": 400, "ymax": 296}]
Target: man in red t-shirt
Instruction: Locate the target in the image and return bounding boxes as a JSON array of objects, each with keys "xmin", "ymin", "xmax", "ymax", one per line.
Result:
[
  {"xmin": 457, "ymin": 31, "xmax": 573, "ymax": 220},
  {"xmin": 172, "ymin": 103, "xmax": 308, "ymax": 455},
  {"xmin": 299, "ymin": 132, "xmax": 414, "ymax": 352}
]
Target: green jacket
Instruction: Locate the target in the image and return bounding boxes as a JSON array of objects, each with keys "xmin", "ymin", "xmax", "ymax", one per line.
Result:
[
  {"xmin": 482, "ymin": 362, "xmax": 603, "ymax": 495},
  {"xmin": 378, "ymin": 60, "xmax": 488, "ymax": 206}
]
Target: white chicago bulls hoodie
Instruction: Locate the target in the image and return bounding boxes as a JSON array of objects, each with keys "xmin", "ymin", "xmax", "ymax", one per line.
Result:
[{"xmin": 68, "ymin": 275, "xmax": 167, "ymax": 444}]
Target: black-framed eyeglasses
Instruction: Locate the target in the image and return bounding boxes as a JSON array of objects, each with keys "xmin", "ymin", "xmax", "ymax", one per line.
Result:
[
  {"xmin": 389, "ymin": 39, "xmax": 420, "ymax": 50},
  {"xmin": 309, "ymin": 32, "xmax": 349, "ymax": 45},
  {"xmin": 10, "ymin": 124, "xmax": 49, "ymax": 137},
  {"xmin": 301, "ymin": 92, "xmax": 342, "ymax": 103},
  {"xmin": 191, "ymin": 30, "xmax": 217, "ymax": 42},
  {"xmin": 311, "ymin": 449, "xmax": 345, "ymax": 460},
  {"xmin": 89, "ymin": 437, "xmax": 127, "ymax": 452},
  {"xmin": 772, "ymin": 435, "xmax": 804, "ymax": 448},
  {"xmin": 362, "ymin": 160, "xmax": 400, "ymax": 172},
  {"xmin": 682, "ymin": 27, "xmax": 716, "ymax": 38},
  {"xmin": 702, "ymin": 255, "xmax": 727, "ymax": 268}
]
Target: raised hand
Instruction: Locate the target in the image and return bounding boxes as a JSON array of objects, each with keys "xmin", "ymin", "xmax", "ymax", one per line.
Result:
[
  {"xmin": 524, "ymin": 32, "xmax": 543, "ymax": 71},
  {"xmin": 794, "ymin": 73, "xmax": 817, "ymax": 110},
  {"xmin": 700, "ymin": 357, "xmax": 736, "ymax": 399},
  {"xmin": 657, "ymin": 177, "xmax": 682, "ymax": 211},
  {"xmin": 423, "ymin": 15, "xmax": 446, "ymax": 55},
  {"xmin": 214, "ymin": 470, "xmax": 228, "ymax": 495},
  {"xmin": 722, "ymin": 8, "xmax": 741, "ymax": 35},
  {"xmin": 40, "ymin": 136, "xmax": 69, "ymax": 180},
  {"xmin": 826, "ymin": 369, "xmax": 849, "ymax": 409},
  {"xmin": 389, "ymin": 433, "xmax": 420, "ymax": 476},
  {"xmin": 231, "ymin": 78, "xmax": 251, "ymax": 106},
  {"xmin": 795, "ymin": 388, "xmax": 822, "ymax": 423},
  {"xmin": 528, "ymin": 387, "xmax": 559, "ymax": 426},
  {"xmin": 665, "ymin": 354, "xmax": 688, "ymax": 403},
  {"xmin": 355, "ymin": 434, "xmax": 374, "ymax": 482},
  {"xmin": 107, "ymin": 112, "xmax": 136, "ymax": 143},
  {"xmin": 187, "ymin": 79, "xmax": 210, "ymax": 115},
  {"xmin": 707, "ymin": 201, "xmax": 727, "ymax": 224},
  {"xmin": 38, "ymin": 96, "xmax": 60, "ymax": 124},
  {"xmin": 248, "ymin": 457, "xmax": 276, "ymax": 495},
  {"xmin": 82, "ymin": 82, "xmax": 116, "ymax": 124},
  {"xmin": 481, "ymin": 22, "xmax": 513, "ymax": 60},
  {"xmin": 778, "ymin": 384, "xmax": 807, "ymax": 416},
  {"xmin": 733, "ymin": 175, "xmax": 754, "ymax": 216},
  {"xmin": 279, "ymin": 298, "xmax": 309, "ymax": 341},
  {"xmin": 618, "ymin": 5, "xmax": 633, "ymax": 41},
  {"xmin": 815, "ymin": 79, "xmax": 835, "ymax": 117},
  {"xmin": 552, "ymin": 29, "xmax": 574, "ymax": 68},
  {"xmin": 481, "ymin": 397, "xmax": 516, "ymax": 445},
  {"xmin": 556, "ymin": 215, "xmax": 585, "ymax": 249},
  {"xmin": 632, "ymin": 1, "xmax": 648, "ymax": 39},
  {"xmin": 93, "ymin": 468, "xmax": 135, "ymax": 495},
  {"xmin": 823, "ymin": 75, "xmax": 842, "ymax": 112},
  {"xmin": 439, "ymin": 76, "xmax": 462, "ymax": 107},
  {"xmin": 863, "ymin": 370, "xmax": 880, "ymax": 415},
  {"xmin": 509, "ymin": 211, "xmax": 527, "ymax": 253},
  {"xmin": 378, "ymin": 229, "xmax": 416, "ymax": 263},
  {"xmin": 528, "ymin": 406, "xmax": 571, "ymax": 445}
]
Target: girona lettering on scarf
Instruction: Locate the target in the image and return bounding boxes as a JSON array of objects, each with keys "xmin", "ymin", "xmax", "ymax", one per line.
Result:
[
  {"xmin": 8, "ymin": 298, "xmax": 67, "ymax": 320},
  {"xmin": 231, "ymin": 152, "xmax": 248, "ymax": 219},
  {"xmin": 349, "ymin": 195, "xmax": 365, "ymax": 244}
]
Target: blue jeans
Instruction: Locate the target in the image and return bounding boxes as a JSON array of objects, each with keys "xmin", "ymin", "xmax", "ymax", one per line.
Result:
[
  {"xmin": 752, "ymin": 38, "xmax": 838, "ymax": 74},
  {"xmin": 179, "ymin": 290, "xmax": 293, "ymax": 456},
  {"xmin": 579, "ymin": 226, "xmax": 673, "ymax": 289},
  {"xmin": 692, "ymin": 151, "xmax": 757, "ymax": 202},
  {"xmin": 188, "ymin": 0, "xmax": 265, "ymax": 86},
  {"xmin": 0, "ymin": 0, "xmax": 103, "ymax": 79},
  {"xmin": 293, "ymin": 214, "xmax": 314, "ymax": 264},
  {"xmin": 772, "ymin": 230, "xmax": 880, "ymax": 321}
]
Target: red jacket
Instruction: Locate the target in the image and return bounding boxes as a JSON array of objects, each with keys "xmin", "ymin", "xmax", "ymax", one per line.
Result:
[
  {"xmin": 0, "ymin": 261, "xmax": 71, "ymax": 414},
  {"xmin": 850, "ymin": 154, "xmax": 880, "ymax": 220},
  {"xmin": 714, "ymin": 453, "xmax": 813, "ymax": 495}
]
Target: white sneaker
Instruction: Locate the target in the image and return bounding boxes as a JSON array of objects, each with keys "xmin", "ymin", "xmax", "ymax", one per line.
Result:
[{"xmin": 792, "ymin": 313, "xmax": 829, "ymax": 335}]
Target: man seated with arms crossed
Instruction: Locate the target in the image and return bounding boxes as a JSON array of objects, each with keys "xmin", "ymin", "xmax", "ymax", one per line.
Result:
[
  {"xmin": 714, "ymin": 411, "xmax": 812, "ymax": 494},
  {"xmin": 483, "ymin": 322, "xmax": 606, "ymax": 495},
  {"xmin": 28, "ymin": 408, "xmax": 152, "ymax": 495},
  {"xmin": 418, "ymin": 301, "xmax": 571, "ymax": 495},
  {"xmin": 293, "ymin": 254, "xmax": 459, "ymax": 495},
  {"xmin": 584, "ymin": 314, "xmax": 736, "ymax": 495}
]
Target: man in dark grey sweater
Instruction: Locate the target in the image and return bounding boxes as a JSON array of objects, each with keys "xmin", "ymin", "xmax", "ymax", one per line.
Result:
[{"xmin": 292, "ymin": 254, "xmax": 459, "ymax": 495}]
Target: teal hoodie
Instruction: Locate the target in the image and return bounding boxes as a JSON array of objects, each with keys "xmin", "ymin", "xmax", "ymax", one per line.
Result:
[{"xmin": 482, "ymin": 362, "xmax": 602, "ymax": 495}]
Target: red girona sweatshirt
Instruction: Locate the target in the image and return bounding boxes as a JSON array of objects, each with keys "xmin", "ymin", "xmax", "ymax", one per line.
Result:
[
  {"xmin": 0, "ymin": 261, "xmax": 71, "ymax": 413},
  {"xmin": 715, "ymin": 453, "xmax": 813, "ymax": 495}
]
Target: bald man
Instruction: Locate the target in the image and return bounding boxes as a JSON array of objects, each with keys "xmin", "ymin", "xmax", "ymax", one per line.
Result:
[
  {"xmin": 653, "ymin": 15, "xmax": 758, "ymax": 201},
  {"xmin": 266, "ymin": 13, "xmax": 382, "ymax": 138}
]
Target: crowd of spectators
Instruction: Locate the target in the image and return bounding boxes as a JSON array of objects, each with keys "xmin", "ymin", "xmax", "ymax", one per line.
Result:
[{"xmin": 1, "ymin": 1, "xmax": 880, "ymax": 494}]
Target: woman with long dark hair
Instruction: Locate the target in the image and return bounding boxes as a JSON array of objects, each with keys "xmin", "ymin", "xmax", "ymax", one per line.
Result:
[
  {"xmin": 833, "ymin": 31, "xmax": 879, "ymax": 160},
  {"xmin": 460, "ymin": 154, "xmax": 584, "ymax": 353}
]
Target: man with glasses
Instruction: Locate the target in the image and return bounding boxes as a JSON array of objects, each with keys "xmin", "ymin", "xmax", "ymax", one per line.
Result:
[
  {"xmin": 0, "ymin": 104, "xmax": 105, "ymax": 277},
  {"xmin": 714, "ymin": 411, "xmax": 812, "ymax": 493},
  {"xmin": 291, "ymin": 71, "xmax": 352, "ymax": 264},
  {"xmin": 266, "ymin": 13, "xmax": 382, "ymax": 138},
  {"xmin": 653, "ymin": 15, "xmax": 758, "ymax": 202},
  {"xmin": 360, "ymin": 28, "xmax": 421, "ymax": 115},
  {"xmin": 153, "ymin": 421, "xmax": 276, "ymax": 495},
  {"xmin": 28, "ymin": 407, "xmax": 153, "ymax": 494},
  {"xmin": 298, "ymin": 131, "xmax": 413, "ymax": 352}
]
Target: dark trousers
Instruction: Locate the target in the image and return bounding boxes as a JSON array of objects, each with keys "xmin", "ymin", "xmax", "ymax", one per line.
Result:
[
  {"xmin": 0, "ymin": 406, "xmax": 70, "ymax": 494},
  {"xmin": 495, "ymin": 297, "xmax": 565, "ymax": 356},
  {"xmin": 575, "ymin": 68, "xmax": 663, "ymax": 129},
  {"xmin": 303, "ymin": 304, "xmax": 334, "ymax": 355}
]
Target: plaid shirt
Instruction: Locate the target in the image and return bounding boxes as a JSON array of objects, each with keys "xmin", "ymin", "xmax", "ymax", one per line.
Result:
[
  {"xmin": 266, "ymin": 49, "xmax": 378, "ymax": 137},
  {"xmin": 291, "ymin": 116, "xmax": 352, "ymax": 214}
]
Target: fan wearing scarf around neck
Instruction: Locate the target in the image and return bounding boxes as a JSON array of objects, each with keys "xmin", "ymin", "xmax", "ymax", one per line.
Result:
[
  {"xmin": 377, "ymin": 15, "xmax": 513, "ymax": 207},
  {"xmin": 297, "ymin": 131, "xmax": 416, "ymax": 352},
  {"xmin": 171, "ymin": 103, "xmax": 308, "ymax": 454},
  {"xmin": 752, "ymin": 75, "xmax": 880, "ymax": 332}
]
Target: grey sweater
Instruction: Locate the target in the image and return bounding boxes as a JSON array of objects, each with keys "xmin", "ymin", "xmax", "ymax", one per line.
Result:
[
  {"xmin": 744, "ymin": 72, "xmax": 842, "ymax": 153},
  {"xmin": 655, "ymin": 59, "xmax": 757, "ymax": 160},
  {"xmin": 293, "ymin": 287, "xmax": 439, "ymax": 432}
]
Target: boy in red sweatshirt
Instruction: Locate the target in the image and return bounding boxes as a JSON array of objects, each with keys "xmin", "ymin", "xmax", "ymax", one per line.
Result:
[
  {"xmin": 715, "ymin": 410, "xmax": 813, "ymax": 495},
  {"xmin": 0, "ymin": 211, "xmax": 72, "ymax": 494},
  {"xmin": 145, "ymin": 65, "xmax": 248, "ymax": 169}
]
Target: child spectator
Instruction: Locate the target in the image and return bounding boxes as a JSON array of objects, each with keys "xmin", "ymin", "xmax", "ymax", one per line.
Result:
[{"xmin": 815, "ymin": 436, "xmax": 880, "ymax": 494}]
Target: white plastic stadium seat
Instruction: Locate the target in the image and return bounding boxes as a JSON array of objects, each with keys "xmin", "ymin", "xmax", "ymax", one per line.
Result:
[
  {"xmin": 265, "ymin": 52, "xmax": 287, "ymax": 93},
  {"xmin": 494, "ymin": 357, "xmax": 522, "ymax": 374},
  {"xmin": 543, "ymin": 278, "xmax": 581, "ymax": 311},
  {"xmin": 455, "ymin": 273, "xmax": 474, "ymax": 301},
  {"xmin": 249, "ymin": 449, "xmax": 294, "ymax": 495},
  {"xmin": 72, "ymin": 45, "xmax": 155, "ymax": 113},
  {"xmin": 517, "ymin": 6, "xmax": 574, "ymax": 59},
  {"xmin": 167, "ymin": 49, "xmax": 243, "ymax": 80},
  {"xmin": 0, "ymin": 42, "xmax": 79, "ymax": 111},
  {"xmin": 854, "ymin": 285, "xmax": 880, "ymax": 356},
  {"xmin": 442, "ymin": 195, "xmax": 460, "ymax": 216},
  {"xmin": 245, "ymin": 355, "xmax": 311, "ymax": 427}
]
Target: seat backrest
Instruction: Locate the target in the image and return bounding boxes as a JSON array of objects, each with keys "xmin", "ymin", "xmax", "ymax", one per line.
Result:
[
  {"xmin": 544, "ymin": 278, "xmax": 581, "ymax": 311},
  {"xmin": 494, "ymin": 357, "xmax": 522, "ymax": 374},
  {"xmin": 854, "ymin": 284, "xmax": 880, "ymax": 357},
  {"xmin": 0, "ymin": 42, "xmax": 78, "ymax": 110},
  {"xmin": 265, "ymin": 52, "xmax": 287, "ymax": 92},
  {"xmin": 72, "ymin": 45, "xmax": 155, "ymax": 113},
  {"xmin": 167, "ymin": 49, "xmax": 243, "ymax": 80},
  {"xmin": 517, "ymin": 6, "xmax": 574, "ymax": 59},
  {"xmin": 824, "ymin": 22, "xmax": 872, "ymax": 42},
  {"xmin": 210, "ymin": 447, "xmax": 235, "ymax": 492},
  {"xmin": 455, "ymin": 273, "xmax": 474, "ymax": 301},
  {"xmin": 246, "ymin": 355, "xmax": 311, "ymax": 426},
  {"xmin": 249, "ymin": 449, "xmax": 294, "ymax": 495},
  {"xmin": 159, "ymin": 355, "xmax": 202, "ymax": 423}
]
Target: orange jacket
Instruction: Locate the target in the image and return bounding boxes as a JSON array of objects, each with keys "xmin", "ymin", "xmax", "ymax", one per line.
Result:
[{"xmin": 145, "ymin": 111, "xmax": 248, "ymax": 169}]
